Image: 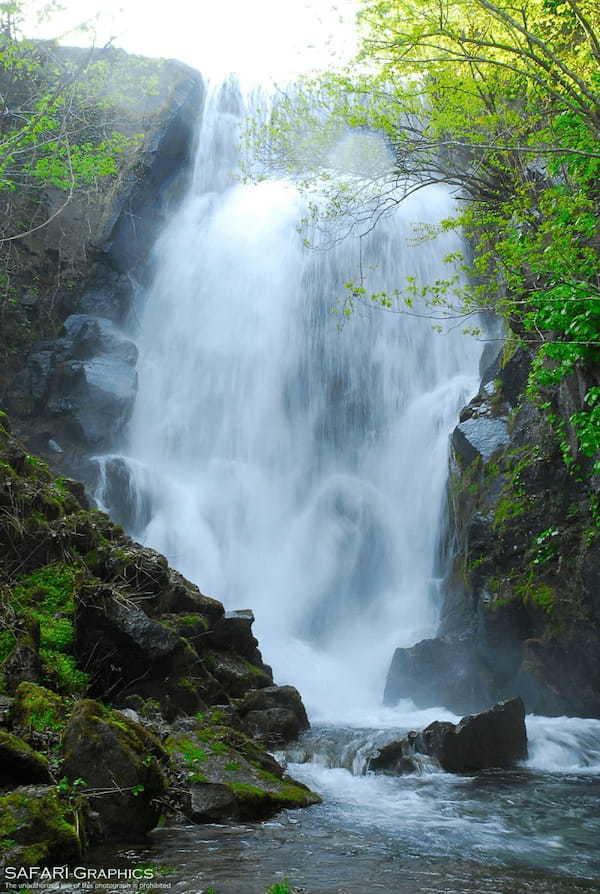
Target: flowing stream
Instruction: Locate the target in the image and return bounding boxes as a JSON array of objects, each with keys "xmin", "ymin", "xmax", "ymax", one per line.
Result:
[{"xmin": 93, "ymin": 80, "xmax": 600, "ymax": 891}]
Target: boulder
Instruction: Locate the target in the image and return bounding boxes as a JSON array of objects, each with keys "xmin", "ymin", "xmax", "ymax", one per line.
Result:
[
  {"xmin": 61, "ymin": 314, "xmax": 138, "ymax": 364},
  {"xmin": 368, "ymin": 697, "xmax": 528, "ymax": 776},
  {"xmin": 0, "ymin": 786, "xmax": 82, "ymax": 867},
  {"xmin": 452, "ymin": 417, "xmax": 510, "ymax": 465},
  {"xmin": 237, "ymin": 685, "xmax": 310, "ymax": 747},
  {"xmin": 74, "ymin": 582, "xmax": 209, "ymax": 717},
  {"xmin": 207, "ymin": 651, "xmax": 273, "ymax": 698},
  {"xmin": 61, "ymin": 700, "xmax": 168, "ymax": 841},
  {"xmin": 158, "ymin": 569, "xmax": 225, "ymax": 622},
  {"xmin": 430, "ymin": 697, "xmax": 528, "ymax": 772},
  {"xmin": 186, "ymin": 783, "xmax": 239, "ymax": 822},
  {"xmin": 166, "ymin": 716, "xmax": 320, "ymax": 824},
  {"xmin": 0, "ymin": 731, "xmax": 51, "ymax": 786},
  {"xmin": 207, "ymin": 609, "xmax": 263, "ymax": 662},
  {"xmin": 2, "ymin": 641, "xmax": 44, "ymax": 694},
  {"xmin": 98, "ymin": 457, "xmax": 151, "ymax": 530}
]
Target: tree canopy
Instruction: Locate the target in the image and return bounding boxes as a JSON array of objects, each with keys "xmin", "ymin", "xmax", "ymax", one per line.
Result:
[{"xmin": 253, "ymin": 0, "xmax": 600, "ymax": 478}]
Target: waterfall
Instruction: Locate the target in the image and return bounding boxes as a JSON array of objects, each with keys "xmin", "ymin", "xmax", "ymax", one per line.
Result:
[{"xmin": 97, "ymin": 79, "xmax": 482, "ymax": 722}]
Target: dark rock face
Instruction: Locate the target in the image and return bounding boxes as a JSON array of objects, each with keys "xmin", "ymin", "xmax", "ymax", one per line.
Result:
[
  {"xmin": 427, "ymin": 697, "xmax": 528, "ymax": 773},
  {"xmin": 368, "ymin": 698, "xmax": 528, "ymax": 775},
  {"xmin": 237, "ymin": 685, "xmax": 310, "ymax": 748},
  {"xmin": 452, "ymin": 417, "xmax": 510, "ymax": 465},
  {"xmin": 61, "ymin": 700, "xmax": 168, "ymax": 841},
  {"xmin": 0, "ymin": 731, "xmax": 51, "ymax": 786},
  {"xmin": 384, "ymin": 635, "xmax": 494, "ymax": 716},
  {"xmin": 385, "ymin": 346, "xmax": 600, "ymax": 718},
  {"xmin": 187, "ymin": 783, "xmax": 239, "ymax": 823},
  {"xmin": 207, "ymin": 609, "xmax": 266, "ymax": 668},
  {"xmin": 74, "ymin": 581, "xmax": 217, "ymax": 718},
  {"xmin": 2, "ymin": 54, "xmax": 205, "ymax": 481}
]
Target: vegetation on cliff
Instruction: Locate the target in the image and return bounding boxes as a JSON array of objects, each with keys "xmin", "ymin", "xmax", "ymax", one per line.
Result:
[
  {"xmin": 255, "ymin": 0, "xmax": 600, "ymax": 484},
  {"xmin": 0, "ymin": 411, "xmax": 318, "ymax": 868}
]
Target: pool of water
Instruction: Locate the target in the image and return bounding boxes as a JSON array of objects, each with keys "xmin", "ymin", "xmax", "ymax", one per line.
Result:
[{"xmin": 69, "ymin": 713, "xmax": 600, "ymax": 894}]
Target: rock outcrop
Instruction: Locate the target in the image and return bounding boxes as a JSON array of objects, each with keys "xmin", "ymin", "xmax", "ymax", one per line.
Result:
[
  {"xmin": 0, "ymin": 414, "xmax": 319, "ymax": 866},
  {"xmin": 0, "ymin": 48, "xmax": 205, "ymax": 483},
  {"xmin": 368, "ymin": 697, "xmax": 528, "ymax": 775},
  {"xmin": 385, "ymin": 347, "xmax": 600, "ymax": 717}
]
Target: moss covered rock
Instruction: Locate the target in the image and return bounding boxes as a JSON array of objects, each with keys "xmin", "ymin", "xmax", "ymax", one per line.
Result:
[
  {"xmin": 0, "ymin": 730, "xmax": 51, "ymax": 786},
  {"xmin": 61, "ymin": 700, "xmax": 168, "ymax": 841},
  {"xmin": 0, "ymin": 785, "xmax": 82, "ymax": 868},
  {"xmin": 166, "ymin": 716, "xmax": 320, "ymax": 824}
]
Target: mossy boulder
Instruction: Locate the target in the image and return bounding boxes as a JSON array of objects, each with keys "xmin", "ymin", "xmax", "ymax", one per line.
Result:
[
  {"xmin": 0, "ymin": 785, "xmax": 82, "ymax": 868},
  {"xmin": 166, "ymin": 718, "xmax": 320, "ymax": 823},
  {"xmin": 156, "ymin": 569, "xmax": 225, "ymax": 622},
  {"xmin": 0, "ymin": 730, "xmax": 51, "ymax": 786},
  {"xmin": 237, "ymin": 686, "xmax": 310, "ymax": 747},
  {"xmin": 74, "ymin": 582, "xmax": 210, "ymax": 718},
  {"xmin": 207, "ymin": 650, "xmax": 272, "ymax": 698},
  {"xmin": 61, "ymin": 700, "xmax": 168, "ymax": 841}
]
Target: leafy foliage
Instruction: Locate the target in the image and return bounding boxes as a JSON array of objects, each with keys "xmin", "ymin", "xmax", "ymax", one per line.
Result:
[
  {"xmin": 0, "ymin": 0, "xmax": 142, "ymax": 256},
  {"xmin": 252, "ymin": 0, "xmax": 600, "ymax": 479}
]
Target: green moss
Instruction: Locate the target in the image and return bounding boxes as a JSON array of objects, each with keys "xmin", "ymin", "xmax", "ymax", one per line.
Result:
[
  {"xmin": 165, "ymin": 735, "xmax": 208, "ymax": 767},
  {"xmin": 188, "ymin": 772, "xmax": 208, "ymax": 783},
  {"xmin": 11, "ymin": 682, "xmax": 68, "ymax": 733},
  {"xmin": 493, "ymin": 494, "xmax": 527, "ymax": 529},
  {"xmin": 10, "ymin": 563, "xmax": 88, "ymax": 695},
  {"xmin": 0, "ymin": 787, "xmax": 81, "ymax": 867},
  {"xmin": 0, "ymin": 629, "xmax": 17, "ymax": 664},
  {"xmin": 226, "ymin": 779, "xmax": 319, "ymax": 811},
  {"xmin": 515, "ymin": 576, "xmax": 556, "ymax": 614},
  {"xmin": 266, "ymin": 882, "xmax": 294, "ymax": 894},
  {"xmin": 257, "ymin": 769, "xmax": 282, "ymax": 784},
  {"xmin": 40, "ymin": 650, "xmax": 89, "ymax": 695}
]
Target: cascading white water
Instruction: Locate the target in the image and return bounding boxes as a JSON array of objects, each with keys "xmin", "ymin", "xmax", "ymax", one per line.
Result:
[
  {"xmin": 88, "ymin": 78, "xmax": 600, "ymax": 888},
  {"xmin": 97, "ymin": 78, "xmax": 482, "ymax": 721}
]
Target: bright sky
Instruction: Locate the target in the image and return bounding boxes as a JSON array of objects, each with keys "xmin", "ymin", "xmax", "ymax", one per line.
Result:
[{"xmin": 29, "ymin": 0, "xmax": 359, "ymax": 81}]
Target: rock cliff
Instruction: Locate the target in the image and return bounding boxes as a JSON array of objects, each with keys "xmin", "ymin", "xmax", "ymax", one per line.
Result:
[
  {"xmin": 0, "ymin": 47, "xmax": 204, "ymax": 484},
  {"xmin": 385, "ymin": 346, "xmax": 600, "ymax": 718},
  {"xmin": 0, "ymin": 412, "xmax": 318, "ymax": 867}
]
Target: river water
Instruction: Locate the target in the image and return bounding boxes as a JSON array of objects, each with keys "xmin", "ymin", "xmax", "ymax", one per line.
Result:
[{"xmin": 93, "ymin": 79, "xmax": 600, "ymax": 892}]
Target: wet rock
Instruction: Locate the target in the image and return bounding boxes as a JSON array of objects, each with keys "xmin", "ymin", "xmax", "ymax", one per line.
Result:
[
  {"xmin": 436, "ymin": 697, "xmax": 528, "ymax": 772},
  {"xmin": 207, "ymin": 651, "xmax": 273, "ymax": 698},
  {"xmin": 158, "ymin": 569, "xmax": 225, "ymax": 623},
  {"xmin": 452, "ymin": 417, "xmax": 510, "ymax": 465},
  {"xmin": 207, "ymin": 609, "xmax": 265, "ymax": 667},
  {"xmin": 0, "ymin": 785, "xmax": 83, "ymax": 867},
  {"xmin": 3, "ymin": 641, "xmax": 44, "ymax": 694},
  {"xmin": 237, "ymin": 685, "xmax": 310, "ymax": 747},
  {"xmin": 62, "ymin": 314, "xmax": 138, "ymax": 363},
  {"xmin": 61, "ymin": 700, "xmax": 168, "ymax": 841},
  {"xmin": 74, "ymin": 582, "xmax": 209, "ymax": 717},
  {"xmin": 2, "ymin": 619, "xmax": 44, "ymax": 695},
  {"xmin": 99, "ymin": 456, "xmax": 151, "ymax": 530},
  {"xmin": 369, "ymin": 698, "xmax": 527, "ymax": 776},
  {"xmin": 384, "ymin": 634, "xmax": 493, "ymax": 716},
  {"xmin": 167, "ymin": 717, "xmax": 320, "ymax": 824},
  {"xmin": 186, "ymin": 783, "xmax": 239, "ymax": 822},
  {"xmin": 0, "ymin": 731, "xmax": 51, "ymax": 786},
  {"xmin": 498, "ymin": 348, "xmax": 530, "ymax": 406},
  {"xmin": 366, "ymin": 738, "xmax": 423, "ymax": 775}
]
